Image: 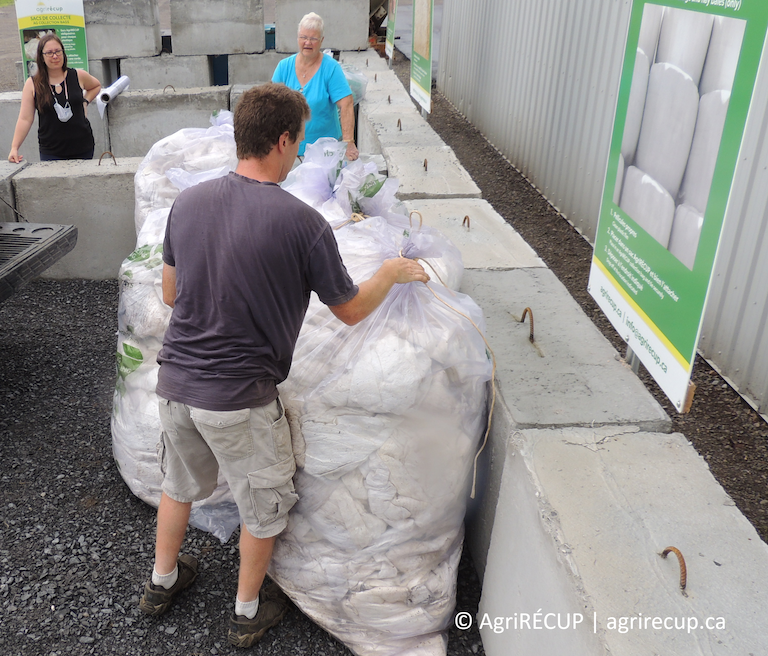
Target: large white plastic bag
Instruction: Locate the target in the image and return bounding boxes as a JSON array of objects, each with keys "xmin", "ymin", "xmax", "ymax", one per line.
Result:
[
  {"xmin": 270, "ymin": 226, "xmax": 491, "ymax": 655},
  {"xmin": 134, "ymin": 110, "xmax": 237, "ymax": 235},
  {"xmin": 112, "ymin": 190, "xmax": 241, "ymax": 543},
  {"xmin": 341, "ymin": 63, "xmax": 369, "ymax": 105},
  {"xmin": 302, "ymin": 137, "xmax": 348, "ymax": 187}
]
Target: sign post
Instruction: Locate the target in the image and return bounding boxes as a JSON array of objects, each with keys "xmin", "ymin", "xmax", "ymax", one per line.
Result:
[
  {"xmin": 15, "ymin": 0, "xmax": 88, "ymax": 79},
  {"xmin": 409, "ymin": 0, "xmax": 434, "ymax": 113},
  {"xmin": 385, "ymin": 0, "xmax": 398, "ymax": 64},
  {"xmin": 589, "ymin": 0, "xmax": 768, "ymax": 412}
]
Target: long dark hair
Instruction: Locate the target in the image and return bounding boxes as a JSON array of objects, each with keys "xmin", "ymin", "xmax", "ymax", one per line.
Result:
[{"xmin": 33, "ymin": 34, "xmax": 68, "ymax": 112}]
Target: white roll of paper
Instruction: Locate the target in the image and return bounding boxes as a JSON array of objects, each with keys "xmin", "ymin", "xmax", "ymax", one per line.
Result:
[
  {"xmin": 655, "ymin": 7, "xmax": 714, "ymax": 86},
  {"xmin": 621, "ymin": 49, "xmax": 650, "ymax": 165},
  {"xmin": 679, "ymin": 90, "xmax": 730, "ymax": 215},
  {"xmin": 620, "ymin": 166, "xmax": 675, "ymax": 248},
  {"xmin": 638, "ymin": 3, "xmax": 664, "ymax": 63},
  {"xmin": 635, "ymin": 63, "xmax": 699, "ymax": 199},
  {"xmin": 668, "ymin": 204, "xmax": 704, "ymax": 270},
  {"xmin": 699, "ymin": 16, "xmax": 746, "ymax": 95}
]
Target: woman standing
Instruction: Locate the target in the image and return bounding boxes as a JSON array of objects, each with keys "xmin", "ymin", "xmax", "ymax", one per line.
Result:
[
  {"xmin": 8, "ymin": 34, "xmax": 101, "ymax": 163},
  {"xmin": 272, "ymin": 12, "xmax": 359, "ymax": 161}
]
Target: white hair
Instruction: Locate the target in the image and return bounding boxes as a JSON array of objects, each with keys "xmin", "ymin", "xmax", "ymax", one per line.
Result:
[{"xmin": 298, "ymin": 12, "xmax": 324, "ymax": 37}]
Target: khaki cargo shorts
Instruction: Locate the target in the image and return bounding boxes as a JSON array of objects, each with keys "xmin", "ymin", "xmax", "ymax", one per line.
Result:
[{"xmin": 157, "ymin": 396, "xmax": 298, "ymax": 539}]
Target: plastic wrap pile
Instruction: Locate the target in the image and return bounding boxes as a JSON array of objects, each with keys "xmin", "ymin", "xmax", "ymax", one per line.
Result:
[
  {"xmin": 111, "ymin": 112, "xmax": 241, "ymax": 542},
  {"xmin": 273, "ymin": 141, "xmax": 492, "ymax": 656},
  {"xmin": 110, "ymin": 123, "xmax": 492, "ymax": 654}
]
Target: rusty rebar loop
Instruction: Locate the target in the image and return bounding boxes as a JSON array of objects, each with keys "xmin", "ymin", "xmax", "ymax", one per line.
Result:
[
  {"xmin": 520, "ymin": 307, "xmax": 534, "ymax": 343},
  {"xmin": 397, "ymin": 118, "xmax": 402, "ymax": 131},
  {"xmin": 163, "ymin": 84, "xmax": 176, "ymax": 93},
  {"xmin": 388, "ymin": 95, "xmax": 391, "ymax": 104},
  {"xmin": 462, "ymin": 215, "xmax": 471, "ymax": 231},
  {"xmin": 98, "ymin": 151, "xmax": 116, "ymax": 166},
  {"xmin": 661, "ymin": 547, "xmax": 687, "ymax": 593},
  {"xmin": 374, "ymin": 73, "xmax": 377, "ymax": 82},
  {"xmin": 423, "ymin": 158, "xmax": 428, "ymax": 172}
]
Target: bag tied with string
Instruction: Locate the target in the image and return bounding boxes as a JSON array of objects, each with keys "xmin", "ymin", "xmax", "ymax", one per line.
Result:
[{"xmin": 270, "ymin": 214, "xmax": 493, "ymax": 656}]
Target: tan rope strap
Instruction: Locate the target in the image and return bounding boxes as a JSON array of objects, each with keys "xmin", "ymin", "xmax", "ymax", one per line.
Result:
[
  {"xmin": 408, "ymin": 210, "xmax": 424, "ymax": 229},
  {"xmin": 333, "ymin": 212, "xmax": 367, "ymax": 231},
  {"xmin": 412, "ymin": 256, "xmax": 456, "ymax": 297}
]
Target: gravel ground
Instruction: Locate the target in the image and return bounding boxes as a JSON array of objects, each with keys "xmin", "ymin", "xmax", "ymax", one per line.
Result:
[{"xmin": 0, "ymin": 281, "xmax": 485, "ymax": 656}]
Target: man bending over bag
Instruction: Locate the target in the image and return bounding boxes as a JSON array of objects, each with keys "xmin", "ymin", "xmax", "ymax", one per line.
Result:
[{"xmin": 137, "ymin": 83, "xmax": 429, "ymax": 648}]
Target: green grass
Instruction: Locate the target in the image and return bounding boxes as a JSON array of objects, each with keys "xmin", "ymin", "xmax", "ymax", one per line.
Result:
[{"xmin": 0, "ymin": 0, "xmax": 16, "ymax": 8}]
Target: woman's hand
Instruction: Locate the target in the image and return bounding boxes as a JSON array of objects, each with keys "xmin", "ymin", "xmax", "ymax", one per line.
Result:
[{"xmin": 8, "ymin": 147, "xmax": 23, "ymax": 164}]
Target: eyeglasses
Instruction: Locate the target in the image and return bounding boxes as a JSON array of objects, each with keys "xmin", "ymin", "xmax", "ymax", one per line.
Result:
[
  {"xmin": 298, "ymin": 35, "xmax": 321, "ymax": 43},
  {"xmin": 42, "ymin": 49, "xmax": 63, "ymax": 57}
]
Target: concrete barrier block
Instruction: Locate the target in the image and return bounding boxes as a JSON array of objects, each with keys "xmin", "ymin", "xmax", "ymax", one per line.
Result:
[
  {"xmin": 481, "ymin": 426, "xmax": 768, "ymax": 655},
  {"xmin": 275, "ymin": 0, "xmax": 368, "ymax": 52},
  {"xmin": 339, "ymin": 50, "xmax": 391, "ymax": 74},
  {"xmin": 83, "ymin": 0, "xmax": 161, "ymax": 59},
  {"xmin": 384, "ymin": 144, "xmax": 481, "ymax": 200},
  {"xmin": 171, "ymin": 0, "xmax": 265, "ymax": 56},
  {"xmin": 106, "ymin": 87, "xmax": 231, "ymax": 158},
  {"xmin": 229, "ymin": 52, "xmax": 291, "ymax": 86},
  {"xmin": 0, "ymin": 162, "xmax": 29, "ymax": 223},
  {"xmin": 120, "ymin": 54, "xmax": 213, "ymax": 90},
  {"xmin": 0, "ymin": 93, "xmax": 108, "ymax": 165},
  {"xmin": 13, "ymin": 158, "xmax": 144, "ymax": 279},
  {"xmin": 460, "ymin": 268, "xmax": 671, "ymax": 431}
]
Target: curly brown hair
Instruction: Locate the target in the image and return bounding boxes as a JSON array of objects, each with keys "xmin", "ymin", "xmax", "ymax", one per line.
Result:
[
  {"xmin": 234, "ymin": 83, "xmax": 310, "ymax": 160},
  {"xmin": 33, "ymin": 34, "xmax": 68, "ymax": 112}
]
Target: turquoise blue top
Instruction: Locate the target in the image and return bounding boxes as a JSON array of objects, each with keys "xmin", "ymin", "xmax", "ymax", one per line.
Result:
[{"xmin": 272, "ymin": 53, "xmax": 352, "ymax": 156}]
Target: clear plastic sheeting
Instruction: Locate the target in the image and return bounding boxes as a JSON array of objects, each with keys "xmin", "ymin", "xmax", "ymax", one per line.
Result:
[{"xmin": 270, "ymin": 212, "xmax": 491, "ymax": 655}]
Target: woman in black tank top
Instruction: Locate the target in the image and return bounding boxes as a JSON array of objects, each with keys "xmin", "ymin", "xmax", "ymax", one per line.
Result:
[{"xmin": 7, "ymin": 34, "xmax": 101, "ymax": 163}]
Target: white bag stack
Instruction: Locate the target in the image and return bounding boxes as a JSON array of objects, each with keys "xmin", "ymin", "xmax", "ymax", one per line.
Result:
[
  {"xmin": 112, "ymin": 113, "xmax": 241, "ymax": 543},
  {"xmin": 668, "ymin": 204, "xmax": 704, "ymax": 270},
  {"xmin": 634, "ymin": 63, "xmax": 699, "ymax": 199},
  {"xmin": 620, "ymin": 165, "xmax": 675, "ymax": 247},
  {"xmin": 678, "ymin": 90, "xmax": 730, "ymax": 215},
  {"xmin": 700, "ymin": 16, "xmax": 746, "ymax": 96},
  {"xmin": 637, "ymin": 3, "xmax": 664, "ymax": 64},
  {"xmin": 655, "ymin": 8, "xmax": 714, "ymax": 87},
  {"xmin": 270, "ymin": 217, "xmax": 491, "ymax": 656},
  {"xmin": 621, "ymin": 49, "xmax": 650, "ymax": 165}
]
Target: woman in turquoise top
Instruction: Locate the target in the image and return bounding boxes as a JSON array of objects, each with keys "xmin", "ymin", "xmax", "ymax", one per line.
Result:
[{"xmin": 272, "ymin": 12, "xmax": 359, "ymax": 161}]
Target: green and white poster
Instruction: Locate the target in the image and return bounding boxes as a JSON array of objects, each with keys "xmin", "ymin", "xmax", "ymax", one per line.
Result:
[
  {"xmin": 589, "ymin": 0, "xmax": 768, "ymax": 411},
  {"xmin": 15, "ymin": 0, "xmax": 88, "ymax": 79},
  {"xmin": 410, "ymin": 0, "xmax": 434, "ymax": 113},
  {"xmin": 385, "ymin": 0, "xmax": 398, "ymax": 60}
]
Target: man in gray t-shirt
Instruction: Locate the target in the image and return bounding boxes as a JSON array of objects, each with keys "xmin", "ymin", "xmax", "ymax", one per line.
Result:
[{"xmin": 138, "ymin": 84, "xmax": 428, "ymax": 648}]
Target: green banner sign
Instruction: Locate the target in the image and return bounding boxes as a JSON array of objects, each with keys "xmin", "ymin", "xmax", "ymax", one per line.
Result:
[
  {"xmin": 15, "ymin": 0, "xmax": 88, "ymax": 79},
  {"xmin": 385, "ymin": 0, "xmax": 398, "ymax": 60},
  {"xmin": 589, "ymin": 0, "xmax": 768, "ymax": 411},
  {"xmin": 410, "ymin": 0, "xmax": 434, "ymax": 113}
]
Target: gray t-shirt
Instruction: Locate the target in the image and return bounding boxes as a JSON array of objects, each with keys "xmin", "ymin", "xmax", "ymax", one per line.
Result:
[{"xmin": 156, "ymin": 171, "xmax": 358, "ymax": 411}]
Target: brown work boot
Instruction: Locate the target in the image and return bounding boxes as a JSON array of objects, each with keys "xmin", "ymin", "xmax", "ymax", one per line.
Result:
[
  {"xmin": 227, "ymin": 579, "xmax": 290, "ymax": 648},
  {"xmin": 138, "ymin": 554, "xmax": 198, "ymax": 616}
]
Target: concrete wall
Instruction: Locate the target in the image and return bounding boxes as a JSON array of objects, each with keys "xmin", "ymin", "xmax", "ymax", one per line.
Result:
[
  {"xmin": 120, "ymin": 54, "xmax": 213, "ymax": 90},
  {"xmin": 229, "ymin": 52, "xmax": 290, "ymax": 86},
  {"xmin": 106, "ymin": 86, "xmax": 231, "ymax": 158},
  {"xmin": 12, "ymin": 158, "xmax": 143, "ymax": 279},
  {"xmin": 170, "ymin": 0, "xmax": 265, "ymax": 55},
  {"xmin": 0, "ymin": 92, "xmax": 109, "ymax": 165},
  {"xmin": 275, "ymin": 0, "xmax": 368, "ymax": 52},
  {"xmin": 83, "ymin": 0, "xmax": 162, "ymax": 59},
  {"xmin": 0, "ymin": 162, "xmax": 27, "ymax": 223}
]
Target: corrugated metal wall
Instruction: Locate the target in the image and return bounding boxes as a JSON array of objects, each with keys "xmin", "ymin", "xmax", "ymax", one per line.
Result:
[{"xmin": 438, "ymin": 0, "xmax": 768, "ymax": 414}]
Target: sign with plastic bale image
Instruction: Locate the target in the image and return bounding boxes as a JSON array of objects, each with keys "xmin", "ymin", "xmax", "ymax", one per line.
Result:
[
  {"xmin": 589, "ymin": 0, "xmax": 768, "ymax": 411},
  {"xmin": 385, "ymin": 0, "xmax": 398, "ymax": 60},
  {"xmin": 15, "ymin": 0, "xmax": 88, "ymax": 79}
]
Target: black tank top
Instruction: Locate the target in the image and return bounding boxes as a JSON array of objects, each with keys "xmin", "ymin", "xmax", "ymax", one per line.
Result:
[{"xmin": 37, "ymin": 67, "xmax": 95, "ymax": 159}]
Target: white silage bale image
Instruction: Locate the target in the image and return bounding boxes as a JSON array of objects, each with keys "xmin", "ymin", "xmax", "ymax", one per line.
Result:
[
  {"xmin": 655, "ymin": 7, "xmax": 714, "ymax": 87},
  {"xmin": 637, "ymin": 3, "xmax": 664, "ymax": 64},
  {"xmin": 679, "ymin": 90, "xmax": 730, "ymax": 215},
  {"xmin": 699, "ymin": 16, "xmax": 746, "ymax": 96},
  {"xmin": 668, "ymin": 204, "xmax": 704, "ymax": 270},
  {"xmin": 621, "ymin": 48, "xmax": 650, "ymax": 165},
  {"xmin": 614, "ymin": 153, "xmax": 625, "ymax": 206},
  {"xmin": 620, "ymin": 166, "xmax": 675, "ymax": 247},
  {"xmin": 634, "ymin": 63, "xmax": 699, "ymax": 199}
]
